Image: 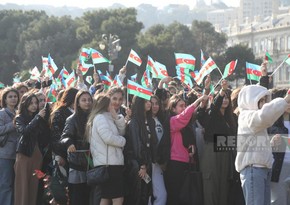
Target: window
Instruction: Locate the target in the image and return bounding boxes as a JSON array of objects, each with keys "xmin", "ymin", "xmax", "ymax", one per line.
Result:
[
  {"xmin": 287, "ymin": 36, "xmax": 290, "ymax": 50},
  {"xmin": 281, "ymin": 37, "xmax": 285, "ymax": 51}
]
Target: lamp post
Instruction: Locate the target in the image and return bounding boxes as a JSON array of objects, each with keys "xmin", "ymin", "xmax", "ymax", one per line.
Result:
[{"xmin": 99, "ymin": 34, "xmax": 121, "ymax": 73}]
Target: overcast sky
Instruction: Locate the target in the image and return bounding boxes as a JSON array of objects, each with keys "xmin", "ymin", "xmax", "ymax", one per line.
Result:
[{"xmin": 0, "ymin": 0, "xmax": 240, "ymax": 9}]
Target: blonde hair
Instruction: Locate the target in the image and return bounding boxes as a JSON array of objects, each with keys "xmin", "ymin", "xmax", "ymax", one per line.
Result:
[{"xmin": 85, "ymin": 94, "xmax": 110, "ymax": 142}]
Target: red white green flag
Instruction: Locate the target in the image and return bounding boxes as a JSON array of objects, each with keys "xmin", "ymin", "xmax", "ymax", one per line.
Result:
[
  {"xmin": 86, "ymin": 76, "xmax": 93, "ymax": 85},
  {"xmin": 222, "ymin": 60, "xmax": 237, "ymax": 79},
  {"xmin": 146, "ymin": 56, "xmax": 158, "ymax": 78},
  {"xmin": 127, "ymin": 79, "xmax": 152, "ymax": 101},
  {"xmin": 91, "ymin": 49, "xmax": 110, "ymax": 64},
  {"xmin": 285, "ymin": 54, "xmax": 290, "ymax": 65},
  {"xmin": 30, "ymin": 66, "xmax": 41, "ymax": 80},
  {"xmin": 246, "ymin": 62, "xmax": 261, "ymax": 81},
  {"xmin": 127, "ymin": 49, "xmax": 142, "ymax": 66},
  {"xmin": 265, "ymin": 52, "xmax": 273, "ymax": 63},
  {"xmin": 195, "ymin": 57, "xmax": 218, "ymax": 85},
  {"xmin": 175, "ymin": 53, "xmax": 196, "ymax": 70}
]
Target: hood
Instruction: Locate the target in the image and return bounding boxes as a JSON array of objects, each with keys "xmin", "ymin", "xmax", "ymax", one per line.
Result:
[{"xmin": 238, "ymin": 85, "xmax": 271, "ymax": 111}]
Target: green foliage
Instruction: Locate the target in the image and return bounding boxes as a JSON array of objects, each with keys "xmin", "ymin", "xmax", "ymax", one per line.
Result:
[{"xmin": 0, "ymin": 8, "xmax": 233, "ymax": 86}]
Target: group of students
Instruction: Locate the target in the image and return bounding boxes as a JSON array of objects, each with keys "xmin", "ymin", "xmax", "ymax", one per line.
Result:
[{"xmin": 0, "ymin": 63, "xmax": 290, "ymax": 205}]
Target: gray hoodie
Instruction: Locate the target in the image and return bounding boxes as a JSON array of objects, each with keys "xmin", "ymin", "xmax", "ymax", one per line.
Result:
[{"xmin": 235, "ymin": 85, "xmax": 288, "ymax": 172}]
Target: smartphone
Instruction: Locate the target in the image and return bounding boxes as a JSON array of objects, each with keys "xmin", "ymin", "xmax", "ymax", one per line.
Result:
[{"xmin": 143, "ymin": 173, "xmax": 151, "ymax": 184}]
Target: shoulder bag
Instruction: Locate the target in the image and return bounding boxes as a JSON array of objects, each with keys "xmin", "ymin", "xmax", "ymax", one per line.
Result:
[{"xmin": 86, "ymin": 145, "xmax": 109, "ymax": 186}]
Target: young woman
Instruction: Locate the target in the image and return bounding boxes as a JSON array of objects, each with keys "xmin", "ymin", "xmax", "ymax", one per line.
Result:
[
  {"xmin": 198, "ymin": 80, "xmax": 237, "ymax": 205},
  {"xmin": 86, "ymin": 94, "xmax": 126, "ymax": 205},
  {"xmin": 50, "ymin": 87, "xmax": 78, "ymax": 166},
  {"xmin": 60, "ymin": 90, "xmax": 93, "ymax": 205},
  {"xmin": 124, "ymin": 96, "xmax": 158, "ymax": 205},
  {"xmin": 149, "ymin": 95, "xmax": 167, "ymax": 205},
  {"xmin": 165, "ymin": 94, "xmax": 207, "ymax": 205},
  {"xmin": 14, "ymin": 92, "xmax": 50, "ymax": 205},
  {"xmin": 0, "ymin": 87, "xmax": 19, "ymax": 205}
]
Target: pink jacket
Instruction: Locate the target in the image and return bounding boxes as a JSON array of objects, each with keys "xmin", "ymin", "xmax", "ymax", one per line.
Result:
[{"xmin": 170, "ymin": 104, "xmax": 196, "ymax": 163}]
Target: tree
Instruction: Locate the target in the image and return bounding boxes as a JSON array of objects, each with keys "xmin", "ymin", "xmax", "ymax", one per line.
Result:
[
  {"xmin": 224, "ymin": 44, "xmax": 261, "ymax": 81},
  {"xmin": 0, "ymin": 10, "xmax": 47, "ymax": 84},
  {"xmin": 137, "ymin": 22, "xmax": 197, "ymax": 77},
  {"xmin": 191, "ymin": 20, "xmax": 227, "ymax": 59}
]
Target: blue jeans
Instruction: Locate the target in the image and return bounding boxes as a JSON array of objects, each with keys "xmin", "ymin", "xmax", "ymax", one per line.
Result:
[
  {"xmin": 240, "ymin": 166, "xmax": 271, "ymax": 205},
  {"xmin": 0, "ymin": 158, "xmax": 15, "ymax": 205}
]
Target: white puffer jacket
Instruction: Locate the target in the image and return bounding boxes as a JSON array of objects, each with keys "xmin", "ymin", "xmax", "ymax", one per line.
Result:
[
  {"xmin": 90, "ymin": 112, "xmax": 126, "ymax": 166},
  {"xmin": 235, "ymin": 85, "xmax": 288, "ymax": 172}
]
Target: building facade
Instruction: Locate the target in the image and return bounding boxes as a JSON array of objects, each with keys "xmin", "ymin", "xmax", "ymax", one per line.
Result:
[{"xmin": 227, "ymin": 12, "xmax": 290, "ymax": 87}]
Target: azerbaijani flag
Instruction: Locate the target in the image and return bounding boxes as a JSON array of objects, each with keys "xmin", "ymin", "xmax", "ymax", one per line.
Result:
[
  {"xmin": 130, "ymin": 73, "xmax": 137, "ymax": 82},
  {"xmin": 98, "ymin": 72, "xmax": 112, "ymax": 89},
  {"xmin": 175, "ymin": 66, "xmax": 193, "ymax": 88},
  {"xmin": 175, "ymin": 53, "xmax": 195, "ymax": 70},
  {"xmin": 47, "ymin": 54, "xmax": 59, "ymax": 74},
  {"xmin": 222, "ymin": 60, "xmax": 237, "ymax": 79},
  {"xmin": 146, "ymin": 56, "xmax": 158, "ymax": 78},
  {"xmin": 112, "ymin": 75, "xmax": 123, "ymax": 87},
  {"xmin": 47, "ymin": 83, "xmax": 58, "ymax": 102},
  {"xmin": 86, "ymin": 76, "xmax": 93, "ymax": 85},
  {"xmin": 200, "ymin": 49, "xmax": 207, "ymax": 68},
  {"xmin": 246, "ymin": 62, "xmax": 262, "ymax": 81},
  {"xmin": 195, "ymin": 57, "xmax": 218, "ymax": 85},
  {"xmin": 30, "ymin": 66, "xmax": 40, "ymax": 80},
  {"xmin": 65, "ymin": 71, "xmax": 76, "ymax": 87},
  {"xmin": 265, "ymin": 52, "xmax": 273, "ymax": 63},
  {"xmin": 0, "ymin": 82, "xmax": 5, "ymax": 88},
  {"xmin": 127, "ymin": 49, "xmax": 142, "ymax": 66},
  {"xmin": 80, "ymin": 48, "xmax": 91, "ymax": 62},
  {"xmin": 284, "ymin": 54, "xmax": 290, "ymax": 65},
  {"xmin": 141, "ymin": 69, "xmax": 152, "ymax": 88},
  {"xmin": 127, "ymin": 79, "xmax": 152, "ymax": 101},
  {"xmin": 91, "ymin": 49, "xmax": 110, "ymax": 64},
  {"xmin": 154, "ymin": 61, "xmax": 169, "ymax": 79}
]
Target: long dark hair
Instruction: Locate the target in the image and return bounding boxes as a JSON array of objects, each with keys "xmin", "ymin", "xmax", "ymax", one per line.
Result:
[
  {"xmin": 17, "ymin": 92, "xmax": 39, "ymax": 120},
  {"xmin": 131, "ymin": 96, "xmax": 152, "ymax": 123},
  {"xmin": 220, "ymin": 90, "xmax": 237, "ymax": 132},
  {"xmin": 74, "ymin": 90, "xmax": 93, "ymax": 136},
  {"xmin": 50, "ymin": 87, "xmax": 78, "ymax": 124},
  {"xmin": 151, "ymin": 95, "xmax": 164, "ymax": 123},
  {"xmin": 1, "ymin": 87, "xmax": 19, "ymax": 108}
]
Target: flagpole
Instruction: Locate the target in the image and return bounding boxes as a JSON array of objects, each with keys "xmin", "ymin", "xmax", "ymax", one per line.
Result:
[
  {"xmin": 269, "ymin": 59, "xmax": 285, "ymax": 77},
  {"xmin": 217, "ymin": 66, "xmax": 224, "ymax": 78},
  {"xmin": 126, "ymin": 80, "xmax": 130, "ymax": 108},
  {"xmin": 209, "ymin": 77, "xmax": 223, "ymax": 95},
  {"xmin": 125, "ymin": 58, "xmax": 129, "ymax": 67}
]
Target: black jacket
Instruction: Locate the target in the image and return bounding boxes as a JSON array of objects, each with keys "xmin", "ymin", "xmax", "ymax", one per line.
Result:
[
  {"xmin": 59, "ymin": 113, "xmax": 89, "ymax": 171},
  {"xmin": 124, "ymin": 116, "xmax": 158, "ymax": 205},
  {"xmin": 51, "ymin": 107, "xmax": 73, "ymax": 157},
  {"xmin": 198, "ymin": 94, "xmax": 236, "ymax": 142},
  {"xmin": 15, "ymin": 114, "xmax": 50, "ymax": 157}
]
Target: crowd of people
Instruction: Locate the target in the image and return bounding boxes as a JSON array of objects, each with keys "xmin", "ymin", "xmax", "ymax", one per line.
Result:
[{"xmin": 0, "ymin": 62, "xmax": 290, "ymax": 205}]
